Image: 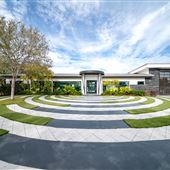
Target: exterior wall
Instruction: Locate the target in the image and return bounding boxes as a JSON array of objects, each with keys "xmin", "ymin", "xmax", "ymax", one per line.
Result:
[
  {"xmin": 137, "ymin": 68, "xmax": 149, "ymax": 74},
  {"xmin": 102, "ymin": 77, "xmax": 145, "ymax": 86},
  {"xmin": 131, "ymin": 68, "xmax": 160, "ymax": 95}
]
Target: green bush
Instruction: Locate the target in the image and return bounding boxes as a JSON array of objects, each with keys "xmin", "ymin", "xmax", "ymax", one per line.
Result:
[
  {"xmin": 131, "ymin": 89, "xmax": 145, "ymax": 96},
  {"xmin": 102, "ymin": 87, "xmax": 145, "ymax": 96},
  {"xmin": 54, "ymin": 85, "xmax": 82, "ymax": 95},
  {"xmin": 119, "ymin": 87, "xmax": 132, "ymax": 95},
  {"xmin": 54, "ymin": 88, "xmax": 65, "ymax": 95},
  {"xmin": 0, "ymin": 83, "xmax": 11, "ymax": 96}
]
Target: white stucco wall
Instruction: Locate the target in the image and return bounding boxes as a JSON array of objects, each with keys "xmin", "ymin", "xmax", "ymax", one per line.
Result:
[
  {"xmin": 52, "ymin": 78, "xmax": 81, "ymax": 82},
  {"xmin": 103, "ymin": 77, "xmax": 145, "ymax": 85}
]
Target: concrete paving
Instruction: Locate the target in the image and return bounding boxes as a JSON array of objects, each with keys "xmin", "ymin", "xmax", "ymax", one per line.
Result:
[
  {"xmin": 1, "ymin": 134, "xmax": 170, "ymax": 170},
  {"xmin": 7, "ymin": 104, "xmax": 170, "ymax": 120},
  {"xmin": 1, "ymin": 116, "xmax": 170, "ymax": 142},
  {"xmin": 39, "ymin": 96, "xmax": 147, "ymax": 107},
  {"xmin": 1, "ymin": 95, "xmax": 170, "ymax": 169},
  {"xmin": 50, "ymin": 95, "xmax": 134, "ymax": 103},
  {"xmin": 25, "ymin": 96, "xmax": 163, "ymax": 111}
]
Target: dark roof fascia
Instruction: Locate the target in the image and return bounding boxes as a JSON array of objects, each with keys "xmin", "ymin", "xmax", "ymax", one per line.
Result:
[{"xmin": 80, "ymin": 70, "xmax": 104, "ymax": 75}]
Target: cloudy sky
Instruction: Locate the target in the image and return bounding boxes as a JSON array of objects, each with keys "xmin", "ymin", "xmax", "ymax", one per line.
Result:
[{"xmin": 0, "ymin": 0, "xmax": 170, "ymax": 73}]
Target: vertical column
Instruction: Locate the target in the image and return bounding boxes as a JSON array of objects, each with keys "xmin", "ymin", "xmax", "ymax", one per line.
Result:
[
  {"xmin": 98, "ymin": 74, "xmax": 103, "ymax": 95},
  {"xmin": 81, "ymin": 74, "xmax": 85, "ymax": 95},
  {"xmin": 97, "ymin": 74, "xmax": 100, "ymax": 95}
]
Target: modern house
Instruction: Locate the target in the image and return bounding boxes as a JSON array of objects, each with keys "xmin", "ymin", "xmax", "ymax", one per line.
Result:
[
  {"xmin": 1, "ymin": 63, "xmax": 170, "ymax": 95},
  {"xmin": 45, "ymin": 63, "xmax": 170, "ymax": 95}
]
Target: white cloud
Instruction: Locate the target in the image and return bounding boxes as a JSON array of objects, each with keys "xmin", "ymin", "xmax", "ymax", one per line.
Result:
[
  {"xmin": 1, "ymin": 1, "xmax": 170, "ymax": 74},
  {"xmin": 79, "ymin": 24, "xmax": 116, "ymax": 53},
  {"xmin": 0, "ymin": 0, "xmax": 14, "ymax": 19},
  {"xmin": 116, "ymin": 2, "xmax": 170, "ymax": 59}
]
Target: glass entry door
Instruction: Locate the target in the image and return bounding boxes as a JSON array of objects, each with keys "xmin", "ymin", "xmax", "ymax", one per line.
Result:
[{"xmin": 86, "ymin": 80, "xmax": 97, "ymax": 94}]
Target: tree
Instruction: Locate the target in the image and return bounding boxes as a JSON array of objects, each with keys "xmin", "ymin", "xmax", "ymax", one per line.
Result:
[
  {"xmin": 21, "ymin": 62, "xmax": 53, "ymax": 91},
  {"xmin": 0, "ymin": 16, "xmax": 52, "ymax": 99}
]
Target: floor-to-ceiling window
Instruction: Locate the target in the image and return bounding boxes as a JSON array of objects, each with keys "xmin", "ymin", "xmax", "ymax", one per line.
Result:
[{"xmin": 160, "ymin": 71, "xmax": 170, "ymax": 95}]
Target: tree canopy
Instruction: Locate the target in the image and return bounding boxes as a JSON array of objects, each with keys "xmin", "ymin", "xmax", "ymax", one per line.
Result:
[{"xmin": 0, "ymin": 16, "xmax": 52, "ymax": 99}]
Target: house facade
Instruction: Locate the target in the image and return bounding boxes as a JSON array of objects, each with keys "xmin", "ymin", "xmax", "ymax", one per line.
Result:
[
  {"xmin": 1, "ymin": 63, "xmax": 170, "ymax": 95},
  {"xmin": 52, "ymin": 63, "xmax": 170, "ymax": 95}
]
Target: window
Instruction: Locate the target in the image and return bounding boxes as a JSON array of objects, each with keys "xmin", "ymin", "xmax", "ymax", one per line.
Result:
[
  {"xmin": 54, "ymin": 81, "xmax": 81, "ymax": 91},
  {"xmin": 137, "ymin": 81, "xmax": 144, "ymax": 85},
  {"xmin": 119, "ymin": 81, "xmax": 129, "ymax": 87}
]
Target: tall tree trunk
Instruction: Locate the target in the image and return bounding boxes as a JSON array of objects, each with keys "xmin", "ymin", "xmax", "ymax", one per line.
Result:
[
  {"xmin": 29, "ymin": 79, "xmax": 32, "ymax": 91},
  {"xmin": 11, "ymin": 75, "xmax": 16, "ymax": 100},
  {"xmin": 51, "ymin": 80, "xmax": 53, "ymax": 93}
]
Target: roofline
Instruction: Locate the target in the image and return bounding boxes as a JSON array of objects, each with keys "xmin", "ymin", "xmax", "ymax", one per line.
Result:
[
  {"xmin": 103, "ymin": 74, "xmax": 153, "ymax": 78},
  {"xmin": 129, "ymin": 63, "xmax": 170, "ymax": 74},
  {"xmin": 80, "ymin": 70, "xmax": 104, "ymax": 75}
]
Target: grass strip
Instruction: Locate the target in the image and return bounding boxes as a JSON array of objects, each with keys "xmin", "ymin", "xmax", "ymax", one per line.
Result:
[
  {"xmin": 113, "ymin": 96, "xmax": 141, "ymax": 103},
  {"xmin": 32, "ymin": 96, "xmax": 70, "ymax": 107},
  {"xmin": 141, "ymin": 97, "xmax": 155, "ymax": 105},
  {"xmin": 0, "ymin": 97, "xmax": 37, "ymax": 109},
  {"xmin": 124, "ymin": 115, "xmax": 170, "ymax": 128},
  {"xmin": 0, "ymin": 129, "xmax": 9, "ymax": 136},
  {"xmin": 0, "ymin": 104, "xmax": 53, "ymax": 125},
  {"xmin": 125, "ymin": 99, "xmax": 170, "ymax": 114},
  {"xmin": 47, "ymin": 95, "xmax": 128, "ymax": 103}
]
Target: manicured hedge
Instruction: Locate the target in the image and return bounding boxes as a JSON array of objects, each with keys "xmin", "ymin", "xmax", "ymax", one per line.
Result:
[{"xmin": 102, "ymin": 87, "xmax": 145, "ymax": 96}]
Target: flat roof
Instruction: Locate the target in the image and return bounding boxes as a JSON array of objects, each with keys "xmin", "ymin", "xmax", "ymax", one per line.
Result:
[
  {"xmin": 103, "ymin": 73, "xmax": 153, "ymax": 78},
  {"xmin": 80, "ymin": 70, "xmax": 104, "ymax": 75},
  {"xmin": 1, "ymin": 73, "xmax": 153, "ymax": 78},
  {"xmin": 129, "ymin": 63, "xmax": 170, "ymax": 74}
]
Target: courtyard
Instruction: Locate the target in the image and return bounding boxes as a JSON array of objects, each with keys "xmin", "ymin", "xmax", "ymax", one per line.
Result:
[{"xmin": 0, "ymin": 95, "xmax": 170, "ymax": 169}]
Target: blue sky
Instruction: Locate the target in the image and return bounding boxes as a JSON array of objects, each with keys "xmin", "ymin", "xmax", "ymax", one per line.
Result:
[{"xmin": 0, "ymin": 0, "xmax": 170, "ymax": 73}]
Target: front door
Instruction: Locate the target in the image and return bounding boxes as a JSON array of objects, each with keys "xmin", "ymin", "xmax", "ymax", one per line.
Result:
[{"xmin": 86, "ymin": 80, "xmax": 97, "ymax": 94}]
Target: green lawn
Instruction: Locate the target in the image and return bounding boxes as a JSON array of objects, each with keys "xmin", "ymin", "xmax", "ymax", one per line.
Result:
[
  {"xmin": 32, "ymin": 96, "xmax": 70, "ymax": 107},
  {"xmin": 125, "ymin": 98, "xmax": 170, "ymax": 114},
  {"xmin": 141, "ymin": 97, "xmax": 155, "ymax": 105},
  {"xmin": 113, "ymin": 96, "xmax": 141, "ymax": 103},
  {"xmin": 0, "ymin": 96, "xmax": 37, "ymax": 109},
  {"xmin": 0, "ymin": 129, "xmax": 9, "ymax": 136},
  {"xmin": 124, "ymin": 115, "xmax": 170, "ymax": 128},
  {"xmin": 0, "ymin": 104, "xmax": 53, "ymax": 125}
]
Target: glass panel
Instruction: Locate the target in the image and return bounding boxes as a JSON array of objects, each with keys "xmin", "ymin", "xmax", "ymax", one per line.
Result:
[
  {"xmin": 54, "ymin": 81, "xmax": 81, "ymax": 92},
  {"xmin": 160, "ymin": 71, "xmax": 170, "ymax": 95},
  {"xmin": 119, "ymin": 81, "xmax": 129, "ymax": 87},
  {"xmin": 86, "ymin": 80, "xmax": 97, "ymax": 94},
  {"xmin": 137, "ymin": 81, "xmax": 144, "ymax": 85}
]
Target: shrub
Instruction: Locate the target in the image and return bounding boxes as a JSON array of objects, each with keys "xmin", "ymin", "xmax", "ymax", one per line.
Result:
[
  {"xmin": 0, "ymin": 83, "xmax": 11, "ymax": 96},
  {"xmin": 63, "ymin": 85, "xmax": 82, "ymax": 95},
  {"xmin": 54, "ymin": 88, "xmax": 65, "ymax": 95},
  {"xmin": 102, "ymin": 87, "xmax": 145, "ymax": 96},
  {"xmin": 131, "ymin": 89, "xmax": 145, "ymax": 96},
  {"xmin": 54, "ymin": 85, "xmax": 82, "ymax": 95},
  {"xmin": 119, "ymin": 87, "xmax": 132, "ymax": 95}
]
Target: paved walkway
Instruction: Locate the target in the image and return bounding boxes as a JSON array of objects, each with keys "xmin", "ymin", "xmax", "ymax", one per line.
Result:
[
  {"xmin": 40, "ymin": 96, "xmax": 145, "ymax": 106},
  {"xmin": 25, "ymin": 96, "xmax": 163, "ymax": 111},
  {"xmin": 1, "ymin": 134, "xmax": 170, "ymax": 170},
  {"xmin": 7, "ymin": 104, "xmax": 170, "ymax": 120},
  {"xmin": 1, "ymin": 95, "xmax": 170, "ymax": 169}
]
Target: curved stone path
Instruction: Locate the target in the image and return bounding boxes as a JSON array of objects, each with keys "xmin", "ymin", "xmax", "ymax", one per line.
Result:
[
  {"xmin": 51, "ymin": 95, "xmax": 132, "ymax": 103},
  {"xmin": 7, "ymin": 104, "xmax": 170, "ymax": 121},
  {"xmin": 1, "ymin": 95, "xmax": 170, "ymax": 170},
  {"xmin": 25, "ymin": 96, "xmax": 163, "ymax": 111},
  {"xmin": 41, "ymin": 96, "xmax": 145, "ymax": 106}
]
